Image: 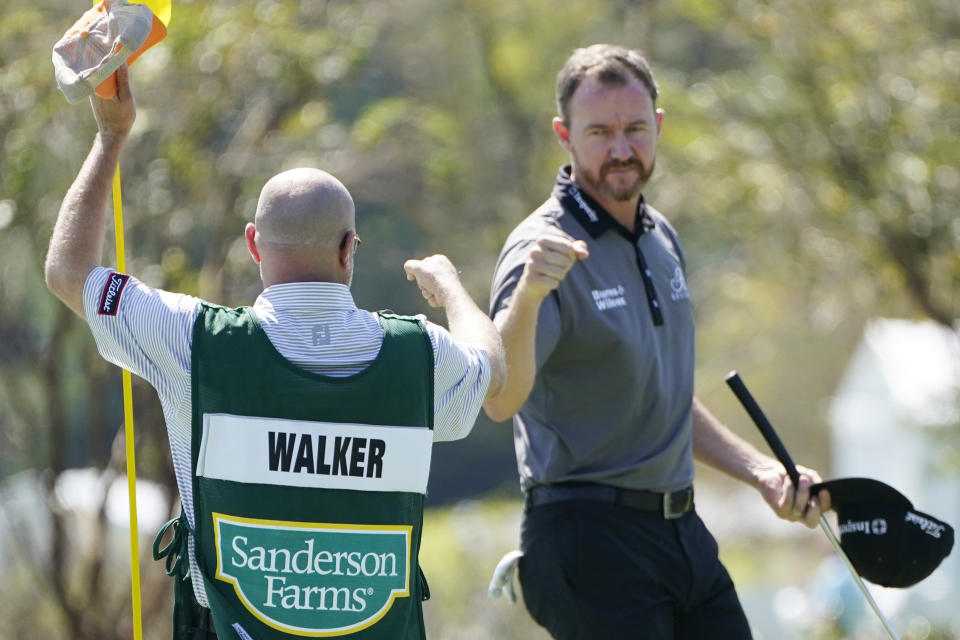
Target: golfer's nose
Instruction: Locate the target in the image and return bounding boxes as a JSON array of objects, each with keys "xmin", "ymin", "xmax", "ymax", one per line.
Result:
[{"xmin": 609, "ymin": 131, "xmax": 632, "ymax": 160}]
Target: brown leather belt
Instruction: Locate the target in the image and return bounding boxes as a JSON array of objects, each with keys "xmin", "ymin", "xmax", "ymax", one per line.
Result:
[{"xmin": 526, "ymin": 482, "xmax": 694, "ymax": 520}]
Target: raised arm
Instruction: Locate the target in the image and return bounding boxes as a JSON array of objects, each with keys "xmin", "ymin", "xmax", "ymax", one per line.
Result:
[
  {"xmin": 45, "ymin": 65, "xmax": 136, "ymax": 317},
  {"xmin": 482, "ymin": 235, "xmax": 588, "ymax": 422},
  {"xmin": 404, "ymin": 254, "xmax": 506, "ymax": 399}
]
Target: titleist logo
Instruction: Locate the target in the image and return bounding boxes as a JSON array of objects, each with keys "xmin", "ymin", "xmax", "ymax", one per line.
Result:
[
  {"xmin": 97, "ymin": 272, "xmax": 130, "ymax": 316},
  {"xmin": 905, "ymin": 512, "xmax": 946, "ymax": 539}
]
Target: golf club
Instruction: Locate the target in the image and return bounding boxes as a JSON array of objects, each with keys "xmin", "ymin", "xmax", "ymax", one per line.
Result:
[{"xmin": 724, "ymin": 371, "xmax": 901, "ymax": 640}]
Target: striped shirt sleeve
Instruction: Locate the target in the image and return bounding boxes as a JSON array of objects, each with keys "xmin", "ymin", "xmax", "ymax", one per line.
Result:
[
  {"xmin": 82, "ymin": 266, "xmax": 201, "ymax": 411},
  {"xmin": 422, "ymin": 321, "xmax": 492, "ymax": 443}
]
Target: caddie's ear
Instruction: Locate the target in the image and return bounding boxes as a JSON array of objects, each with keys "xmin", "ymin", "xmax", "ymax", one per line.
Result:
[
  {"xmin": 656, "ymin": 109, "xmax": 664, "ymax": 137},
  {"xmin": 552, "ymin": 117, "xmax": 572, "ymax": 151},
  {"xmin": 245, "ymin": 223, "xmax": 261, "ymax": 264},
  {"xmin": 337, "ymin": 229, "xmax": 357, "ymax": 269}
]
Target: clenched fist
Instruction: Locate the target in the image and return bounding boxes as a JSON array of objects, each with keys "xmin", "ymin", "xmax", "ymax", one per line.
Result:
[
  {"xmin": 517, "ymin": 235, "xmax": 589, "ymax": 302},
  {"xmin": 403, "ymin": 254, "xmax": 463, "ymax": 308}
]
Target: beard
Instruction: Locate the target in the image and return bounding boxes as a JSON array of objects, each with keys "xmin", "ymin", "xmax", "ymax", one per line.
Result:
[{"xmin": 575, "ymin": 153, "xmax": 655, "ymax": 202}]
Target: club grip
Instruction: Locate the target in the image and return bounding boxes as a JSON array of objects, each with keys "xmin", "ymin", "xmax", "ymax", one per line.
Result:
[{"xmin": 724, "ymin": 371, "xmax": 801, "ymax": 488}]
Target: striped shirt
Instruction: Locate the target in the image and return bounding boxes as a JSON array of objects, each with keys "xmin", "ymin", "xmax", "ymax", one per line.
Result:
[{"xmin": 82, "ymin": 266, "xmax": 492, "ymax": 606}]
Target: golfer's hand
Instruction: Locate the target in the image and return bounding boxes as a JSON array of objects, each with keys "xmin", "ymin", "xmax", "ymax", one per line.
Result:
[
  {"xmin": 90, "ymin": 64, "xmax": 136, "ymax": 141},
  {"xmin": 516, "ymin": 235, "xmax": 589, "ymax": 302},
  {"xmin": 757, "ymin": 462, "xmax": 831, "ymax": 528},
  {"xmin": 404, "ymin": 254, "xmax": 463, "ymax": 308}
]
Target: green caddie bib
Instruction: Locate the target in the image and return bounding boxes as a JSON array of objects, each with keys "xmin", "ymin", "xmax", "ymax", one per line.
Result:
[{"xmin": 189, "ymin": 304, "xmax": 434, "ymax": 639}]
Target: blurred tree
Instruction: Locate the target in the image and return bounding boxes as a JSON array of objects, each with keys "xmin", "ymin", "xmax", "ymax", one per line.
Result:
[
  {"xmin": 637, "ymin": 0, "xmax": 958, "ymax": 477},
  {"xmin": 647, "ymin": 0, "xmax": 959, "ymax": 328},
  {"xmin": 0, "ymin": 0, "xmax": 956, "ymax": 635}
]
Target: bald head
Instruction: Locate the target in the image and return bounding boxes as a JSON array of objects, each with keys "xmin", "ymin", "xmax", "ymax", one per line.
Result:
[
  {"xmin": 254, "ymin": 168, "xmax": 355, "ymax": 247},
  {"xmin": 247, "ymin": 168, "xmax": 359, "ymax": 287}
]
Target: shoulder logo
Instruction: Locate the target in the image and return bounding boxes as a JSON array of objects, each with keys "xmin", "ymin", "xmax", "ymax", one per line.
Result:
[
  {"xmin": 669, "ymin": 267, "xmax": 689, "ymax": 302},
  {"xmin": 98, "ymin": 272, "xmax": 130, "ymax": 315}
]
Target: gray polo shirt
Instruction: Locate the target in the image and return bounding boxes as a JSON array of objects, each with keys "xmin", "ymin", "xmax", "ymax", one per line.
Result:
[{"xmin": 490, "ymin": 166, "xmax": 696, "ymax": 493}]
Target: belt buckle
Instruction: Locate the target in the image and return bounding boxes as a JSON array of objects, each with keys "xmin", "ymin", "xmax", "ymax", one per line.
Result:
[{"xmin": 662, "ymin": 489, "xmax": 692, "ymax": 520}]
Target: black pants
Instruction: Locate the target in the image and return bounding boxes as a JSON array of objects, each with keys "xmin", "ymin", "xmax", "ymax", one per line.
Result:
[{"xmin": 518, "ymin": 499, "xmax": 752, "ymax": 640}]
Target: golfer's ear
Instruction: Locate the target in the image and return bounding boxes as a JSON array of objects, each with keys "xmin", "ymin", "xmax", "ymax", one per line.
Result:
[
  {"xmin": 553, "ymin": 117, "xmax": 572, "ymax": 151},
  {"xmin": 656, "ymin": 108, "xmax": 664, "ymax": 138}
]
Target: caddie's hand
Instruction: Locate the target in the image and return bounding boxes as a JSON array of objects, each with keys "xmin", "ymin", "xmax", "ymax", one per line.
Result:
[
  {"xmin": 757, "ymin": 461, "xmax": 831, "ymax": 528},
  {"xmin": 90, "ymin": 64, "xmax": 136, "ymax": 141},
  {"xmin": 404, "ymin": 254, "xmax": 462, "ymax": 308},
  {"xmin": 517, "ymin": 235, "xmax": 589, "ymax": 302}
]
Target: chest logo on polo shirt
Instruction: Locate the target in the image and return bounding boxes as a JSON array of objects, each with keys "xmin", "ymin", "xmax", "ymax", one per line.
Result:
[
  {"xmin": 591, "ymin": 285, "xmax": 627, "ymax": 311},
  {"xmin": 670, "ymin": 267, "xmax": 690, "ymax": 301}
]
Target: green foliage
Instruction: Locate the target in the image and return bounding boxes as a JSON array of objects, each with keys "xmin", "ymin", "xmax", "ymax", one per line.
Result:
[
  {"xmin": 0, "ymin": 0, "xmax": 957, "ymax": 636},
  {"xmin": 649, "ymin": 0, "xmax": 960, "ymax": 326}
]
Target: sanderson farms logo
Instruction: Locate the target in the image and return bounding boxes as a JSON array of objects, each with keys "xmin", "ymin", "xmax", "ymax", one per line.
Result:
[{"xmin": 213, "ymin": 513, "xmax": 411, "ymax": 636}]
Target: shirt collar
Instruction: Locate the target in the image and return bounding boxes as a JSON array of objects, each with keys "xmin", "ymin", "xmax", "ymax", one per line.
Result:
[
  {"xmin": 551, "ymin": 165, "xmax": 655, "ymax": 240},
  {"xmin": 253, "ymin": 282, "xmax": 358, "ymax": 315}
]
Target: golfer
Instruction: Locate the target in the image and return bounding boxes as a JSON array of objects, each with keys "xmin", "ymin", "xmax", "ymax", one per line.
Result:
[
  {"xmin": 484, "ymin": 44, "xmax": 830, "ymax": 639},
  {"xmin": 45, "ymin": 66, "xmax": 505, "ymax": 639}
]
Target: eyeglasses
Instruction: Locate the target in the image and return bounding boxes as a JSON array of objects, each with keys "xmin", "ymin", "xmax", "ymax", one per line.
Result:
[{"xmin": 339, "ymin": 230, "xmax": 362, "ymax": 255}]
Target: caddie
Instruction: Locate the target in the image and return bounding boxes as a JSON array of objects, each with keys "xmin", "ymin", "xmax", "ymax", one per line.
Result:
[{"xmin": 44, "ymin": 65, "xmax": 505, "ymax": 639}]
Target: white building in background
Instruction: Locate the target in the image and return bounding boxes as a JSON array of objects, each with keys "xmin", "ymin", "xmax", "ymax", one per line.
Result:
[
  {"xmin": 0, "ymin": 467, "xmax": 171, "ymax": 573},
  {"xmin": 827, "ymin": 317, "xmax": 960, "ymax": 627},
  {"xmin": 0, "ymin": 468, "xmax": 173, "ymax": 632}
]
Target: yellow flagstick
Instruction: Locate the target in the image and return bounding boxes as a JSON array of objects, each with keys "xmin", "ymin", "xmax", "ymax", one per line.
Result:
[
  {"xmin": 142, "ymin": 0, "xmax": 171, "ymax": 26},
  {"xmin": 111, "ymin": 168, "xmax": 143, "ymax": 640},
  {"xmin": 104, "ymin": 1, "xmax": 171, "ymax": 636}
]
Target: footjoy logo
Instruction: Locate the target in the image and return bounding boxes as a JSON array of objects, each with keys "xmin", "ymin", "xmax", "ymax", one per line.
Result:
[
  {"xmin": 592, "ymin": 285, "xmax": 627, "ymax": 311},
  {"xmin": 214, "ymin": 513, "xmax": 410, "ymax": 637}
]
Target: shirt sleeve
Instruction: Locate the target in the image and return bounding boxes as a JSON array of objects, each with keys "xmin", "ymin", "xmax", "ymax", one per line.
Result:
[
  {"xmin": 82, "ymin": 266, "xmax": 202, "ymax": 407},
  {"xmin": 422, "ymin": 321, "xmax": 492, "ymax": 442}
]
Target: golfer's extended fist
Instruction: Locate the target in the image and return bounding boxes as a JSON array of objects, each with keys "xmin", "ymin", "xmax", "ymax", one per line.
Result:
[
  {"xmin": 518, "ymin": 234, "xmax": 590, "ymax": 301},
  {"xmin": 404, "ymin": 254, "xmax": 462, "ymax": 308}
]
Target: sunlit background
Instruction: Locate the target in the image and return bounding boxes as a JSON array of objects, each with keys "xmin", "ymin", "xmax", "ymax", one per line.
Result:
[{"xmin": 1, "ymin": 0, "xmax": 958, "ymax": 638}]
